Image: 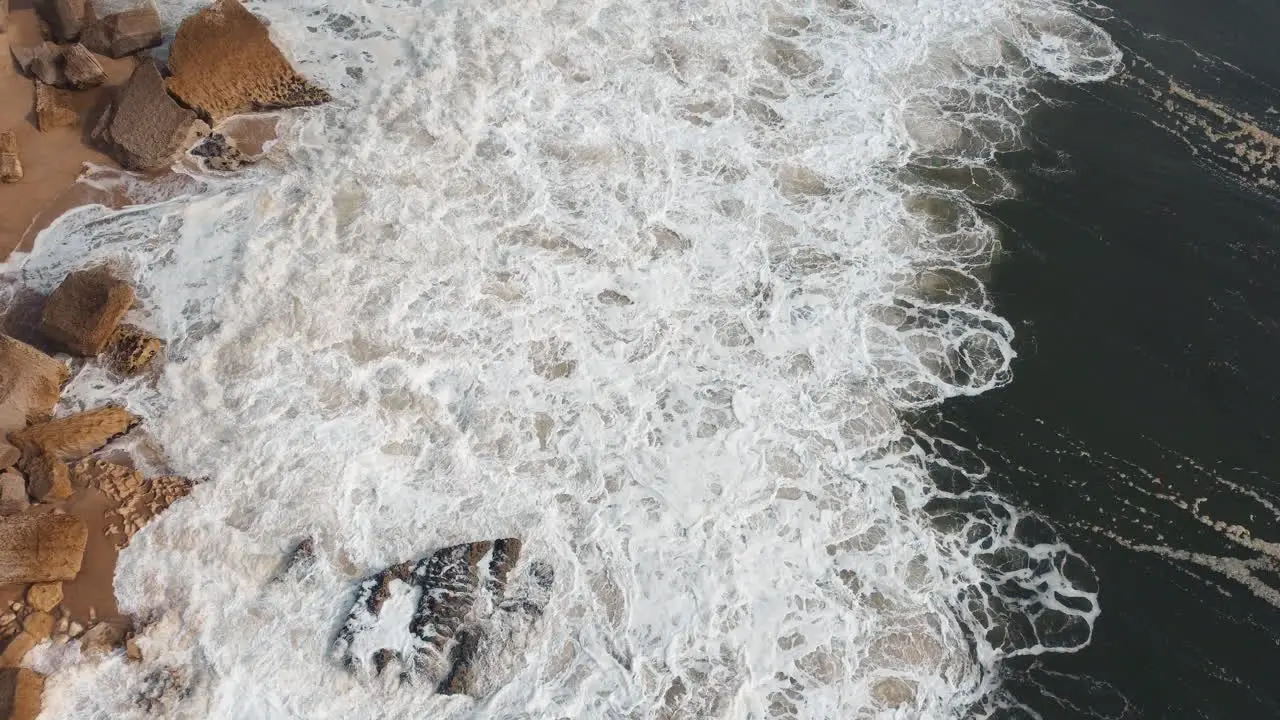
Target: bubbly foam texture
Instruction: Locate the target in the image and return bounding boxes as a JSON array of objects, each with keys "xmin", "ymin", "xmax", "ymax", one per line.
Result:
[{"xmin": 12, "ymin": 0, "xmax": 1119, "ymax": 716}]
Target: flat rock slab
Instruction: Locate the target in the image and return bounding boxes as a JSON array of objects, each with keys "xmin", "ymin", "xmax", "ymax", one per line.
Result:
[
  {"xmin": 0, "ymin": 513, "xmax": 88, "ymax": 583},
  {"xmin": 167, "ymin": 0, "xmax": 330, "ymax": 122},
  {"xmin": 10, "ymin": 406, "xmax": 140, "ymax": 462}
]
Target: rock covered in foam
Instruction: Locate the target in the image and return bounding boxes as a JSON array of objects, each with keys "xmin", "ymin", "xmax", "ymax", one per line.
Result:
[
  {"xmin": 10, "ymin": 406, "xmax": 141, "ymax": 462},
  {"xmin": 104, "ymin": 323, "xmax": 163, "ymax": 374},
  {"xmin": 0, "ymin": 335, "xmax": 67, "ymax": 435},
  {"xmin": 39, "ymin": 266, "xmax": 135, "ymax": 355},
  {"xmin": 166, "ymin": 0, "xmax": 331, "ymax": 122},
  {"xmin": 35, "ymin": 82, "xmax": 78, "ymax": 132},
  {"xmin": 334, "ymin": 538, "xmax": 552, "ymax": 695},
  {"xmin": 99, "ymin": 62, "xmax": 209, "ymax": 171},
  {"xmin": 0, "ymin": 667, "xmax": 43, "ymax": 720},
  {"xmin": 189, "ymin": 132, "xmax": 247, "ymax": 171},
  {"xmin": 80, "ymin": 0, "xmax": 161, "ymax": 58},
  {"xmin": 0, "ymin": 130, "xmax": 20, "ymax": 183},
  {"xmin": 0, "ymin": 513, "xmax": 87, "ymax": 583}
]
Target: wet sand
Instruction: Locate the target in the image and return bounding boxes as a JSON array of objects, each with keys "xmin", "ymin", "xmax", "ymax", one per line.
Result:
[{"xmin": 0, "ymin": 1, "xmax": 136, "ymax": 261}]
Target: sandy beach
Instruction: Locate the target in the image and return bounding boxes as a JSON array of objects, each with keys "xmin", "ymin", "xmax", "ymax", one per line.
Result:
[{"xmin": 0, "ymin": 0, "xmax": 135, "ymax": 261}]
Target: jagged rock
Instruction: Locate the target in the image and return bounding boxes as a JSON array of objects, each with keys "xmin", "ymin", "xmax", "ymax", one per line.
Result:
[
  {"xmin": 0, "ymin": 513, "xmax": 87, "ymax": 583},
  {"xmin": 10, "ymin": 42, "xmax": 63, "ymax": 86},
  {"xmin": 0, "ymin": 130, "xmax": 20, "ymax": 183},
  {"xmin": 88, "ymin": 465, "xmax": 190, "ymax": 548},
  {"xmin": 274, "ymin": 537, "xmax": 315, "ymax": 579},
  {"xmin": 135, "ymin": 666, "xmax": 191, "ymax": 714},
  {"xmin": 79, "ymin": 2, "xmax": 161, "ymax": 58},
  {"xmin": 0, "ymin": 335, "xmax": 68, "ymax": 435},
  {"xmin": 21, "ymin": 612, "xmax": 52, "ymax": 642},
  {"xmin": 35, "ymin": 0, "xmax": 86, "ymax": 41},
  {"xmin": 10, "ymin": 407, "xmax": 140, "ymax": 462},
  {"xmin": 189, "ymin": 132, "xmax": 247, "ymax": 171},
  {"xmin": 0, "ymin": 471, "xmax": 26, "ymax": 516},
  {"xmin": 24, "ymin": 452, "xmax": 71, "ymax": 501},
  {"xmin": 334, "ymin": 538, "xmax": 548, "ymax": 695},
  {"xmin": 0, "ymin": 667, "xmax": 42, "ymax": 719},
  {"xmin": 25, "ymin": 583, "xmax": 61, "ymax": 613},
  {"xmin": 167, "ymin": 0, "xmax": 331, "ymax": 122},
  {"xmin": 79, "ymin": 622, "xmax": 126, "ymax": 655},
  {"xmin": 35, "ymin": 82, "xmax": 78, "ymax": 132},
  {"xmin": 39, "ymin": 266, "xmax": 136, "ymax": 356},
  {"xmin": 61, "ymin": 43, "xmax": 105, "ymax": 89},
  {"xmin": 100, "ymin": 61, "xmax": 208, "ymax": 171},
  {"xmin": 105, "ymin": 323, "xmax": 163, "ymax": 374}
]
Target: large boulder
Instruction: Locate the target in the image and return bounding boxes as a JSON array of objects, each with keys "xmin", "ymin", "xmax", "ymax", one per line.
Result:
[
  {"xmin": 166, "ymin": 0, "xmax": 330, "ymax": 122},
  {"xmin": 0, "ymin": 668, "xmax": 43, "ymax": 720},
  {"xmin": 10, "ymin": 406, "xmax": 140, "ymax": 462},
  {"xmin": 80, "ymin": 2, "xmax": 161, "ymax": 58},
  {"xmin": 34, "ymin": 0, "xmax": 86, "ymax": 41},
  {"xmin": 0, "ymin": 513, "xmax": 88, "ymax": 583},
  {"xmin": 0, "ymin": 131, "xmax": 20, "ymax": 183},
  {"xmin": 98, "ymin": 62, "xmax": 208, "ymax": 171},
  {"xmin": 39, "ymin": 266, "xmax": 135, "ymax": 355},
  {"xmin": 0, "ymin": 335, "xmax": 68, "ymax": 435},
  {"xmin": 334, "ymin": 539, "xmax": 553, "ymax": 695},
  {"xmin": 35, "ymin": 82, "xmax": 78, "ymax": 132}
]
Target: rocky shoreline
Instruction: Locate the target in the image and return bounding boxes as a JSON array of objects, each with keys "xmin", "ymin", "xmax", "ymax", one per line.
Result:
[{"xmin": 0, "ymin": 1, "xmax": 331, "ymax": 716}]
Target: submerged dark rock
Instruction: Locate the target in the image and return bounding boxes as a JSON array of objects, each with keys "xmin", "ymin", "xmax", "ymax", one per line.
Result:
[{"xmin": 333, "ymin": 538, "xmax": 551, "ymax": 697}]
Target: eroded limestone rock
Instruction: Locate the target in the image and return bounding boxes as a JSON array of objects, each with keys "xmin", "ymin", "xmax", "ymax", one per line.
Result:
[
  {"xmin": 80, "ymin": 2, "xmax": 161, "ymax": 58},
  {"xmin": 35, "ymin": 82, "xmax": 77, "ymax": 132},
  {"xmin": 0, "ymin": 513, "xmax": 88, "ymax": 583},
  {"xmin": 104, "ymin": 323, "xmax": 163, "ymax": 374},
  {"xmin": 10, "ymin": 406, "xmax": 140, "ymax": 462},
  {"xmin": 100, "ymin": 62, "xmax": 208, "ymax": 171},
  {"xmin": 0, "ymin": 334, "xmax": 68, "ymax": 435},
  {"xmin": 167, "ymin": 0, "xmax": 330, "ymax": 122},
  {"xmin": 0, "ymin": 131, "xmax": 20, "ymax": 183}
]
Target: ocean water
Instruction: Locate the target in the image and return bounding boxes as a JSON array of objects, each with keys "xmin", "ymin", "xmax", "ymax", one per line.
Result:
[{"xmin": 5, "ymin": 0, "xmax": 1121, "ymax": 717}]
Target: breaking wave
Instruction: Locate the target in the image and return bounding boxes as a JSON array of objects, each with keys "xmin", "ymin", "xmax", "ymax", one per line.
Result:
[{"xmin": 7, "ymin": 0, "xmax": 1119, "ymax": 716}]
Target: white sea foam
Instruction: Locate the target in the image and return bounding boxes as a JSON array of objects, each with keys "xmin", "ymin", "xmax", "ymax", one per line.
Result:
[{"xmin": 7, "ymin": 0, "xmax": 1119, "ymax": 716}]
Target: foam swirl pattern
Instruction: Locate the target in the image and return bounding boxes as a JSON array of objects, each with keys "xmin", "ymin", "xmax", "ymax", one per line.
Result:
[{"xmin": 12, "ymin": 0, "xmax": 1119, "ymax": 716}]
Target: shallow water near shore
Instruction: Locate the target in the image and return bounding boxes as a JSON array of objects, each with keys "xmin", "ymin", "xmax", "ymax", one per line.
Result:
[{"xmin": 5, "ymin": 0, "xmax": 1123, "ymax": 716}]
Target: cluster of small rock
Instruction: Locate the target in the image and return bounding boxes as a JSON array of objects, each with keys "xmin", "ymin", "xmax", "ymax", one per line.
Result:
[
  {"xmin": 1, "ymin": 0, "xmax": 330, "ymax": 183},
  {"xmin": 0, "ymin": 266, "xmax": 184, "ymax": 719}
]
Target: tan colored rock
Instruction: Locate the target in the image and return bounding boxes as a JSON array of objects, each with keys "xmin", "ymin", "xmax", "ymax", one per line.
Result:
[
  {"xmin": 105, "ymin": 324, "xmax": 163, "ymax": 375},
  {"xmin": 0, "ymin": 335, "xmax": 68, "ymax": 435},
  {"xmin": 0, "ymin": 471, "xmax": 27, "ymax": 516},
  {"xmin": 24, "ymin": 453, "xmax": 71, "ymax": 501},
  {"xmin": 1, "ymin": 0, "xmax": 9, "ymax": 33},
  {"xmin": 80, "ymin": 3, "xmax": 160, "ymax": 58},
  {"xmin": 101, "ymin": 61, "xmax": 208, "ymax": 171},
  {"xmin": 25, "ymin": 584, "xmax": 61, "ymax": 614},
  {"xmin": 35, "ymin": 0, "xmax": 86, "ymax": 41},
  {"xmin": 167, "ymin": 0, "xmax": 331, "ymax": 122},
  {"xmin": 0, "ymin": 444, "xmax": 18, "ymax": 470},
  {"xmin": 38, "ymin": 266, "xmax": 136, "ymax": 356},
  {"xmin": 0, "ymin": 633, "xmax": 36, "ymax": 668},
  {"xmin": 10, "ymin": 407, "xmax": 140, "ymax": 462},
  {"xmin": 61, "ymin": 43, "xmax": 105, "ymax": 89},
  {"xmin": 34, "ymin": 82, "xmax": 77, "ymax": 132},
  {"xmin": 79, "ymin": 622, "xmax": 126, "ymax": 655},
  {"xmin": 0, "ymin": 667, "xmax": 42, "ymax": 720},
  {"xmin": 70, "ymin": 457, "xmax": 140, "ymax": 493},
  {"xmin": 0, "ymin": 130, "xmax": 20, "ymax": 183},
  {"xmin": 20, "ymin": 613, "xmax": 52, "ymax": 643},
  {"xmin": 0, "ymin": 514, "xmax": 87, "ymax": 583}
]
